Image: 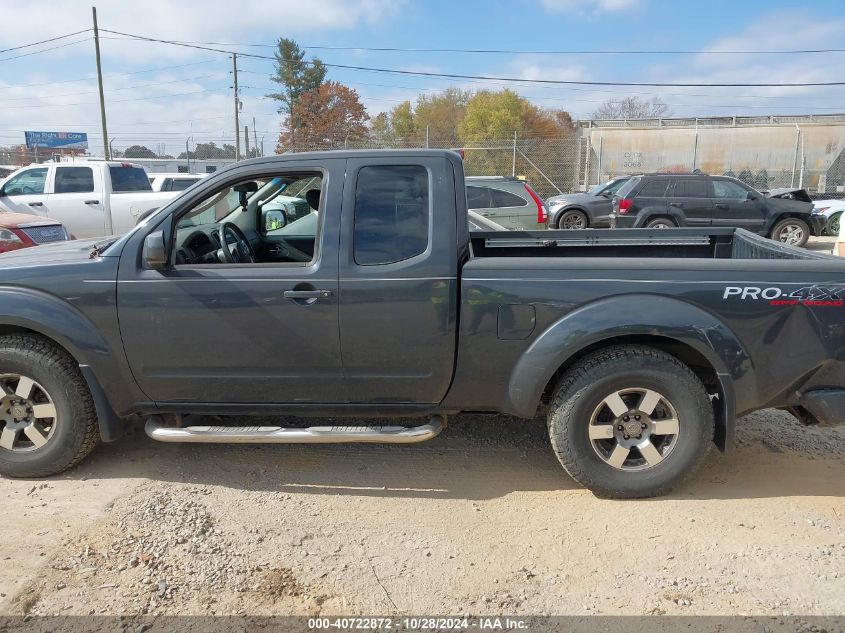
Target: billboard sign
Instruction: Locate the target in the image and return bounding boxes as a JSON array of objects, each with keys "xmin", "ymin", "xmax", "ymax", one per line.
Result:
[{"xmin": 24, "ymin": 131, "xmax": 88, "ymax": 150}]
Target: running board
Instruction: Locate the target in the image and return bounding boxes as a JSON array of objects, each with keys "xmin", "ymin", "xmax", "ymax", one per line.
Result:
[{"xmin": 144, "ymin": 415, "xmax": 446, "ymax": 444}]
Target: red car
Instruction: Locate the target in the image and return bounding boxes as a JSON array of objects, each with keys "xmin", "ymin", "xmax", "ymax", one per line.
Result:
[{"xmin": 0, "ymin": 212, "xmax": 72, "ymax": 253}]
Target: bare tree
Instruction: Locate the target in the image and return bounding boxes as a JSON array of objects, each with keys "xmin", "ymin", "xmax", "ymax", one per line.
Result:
[{"xmin": 591, "ymin": 96, "xmax": 672, "ymax": 120}]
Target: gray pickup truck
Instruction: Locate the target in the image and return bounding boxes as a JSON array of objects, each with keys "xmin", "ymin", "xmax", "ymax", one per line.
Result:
[{"xmin": 0, "ymin": 150, "xmax": 843, "ymax": 498}]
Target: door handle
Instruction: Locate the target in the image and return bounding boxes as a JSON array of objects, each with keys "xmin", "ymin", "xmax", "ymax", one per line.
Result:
[
  {"xmin": 84, "ymin": 200, "xmax": 100, "ymax": 205},
  {"xmin": 715, "ymin": 203, "xmax": 729, "ymax": 209},
  {"xmin": 284, "ymin": 290, "xmax": 332, "ymax": 300},
  {"xmin": 669, "ymin": 202, "xmax": 683, "ymax": 208},
  {"xmin": 28, "ymin": 202, "xmax": 43, "ymax": 207}
]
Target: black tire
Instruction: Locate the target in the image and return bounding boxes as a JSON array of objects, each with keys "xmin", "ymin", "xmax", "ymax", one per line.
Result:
[
  {"xmin": 769, "ymin": 217, "xmax": 810, "ymax": 247},
  {"xmin": 645, "ymin": 217, "xmax": 676, "ymax": 229},
  {"xmin": 0, "ymin": 335, "xmax": 98, "ymax": 478},
  {"xmin": 547, "ymin": 345, "xmax": 714, "ymax": 499},
  {"xmin": 557, "ymin": 209, "xmax": 588, "ymax": 230}
]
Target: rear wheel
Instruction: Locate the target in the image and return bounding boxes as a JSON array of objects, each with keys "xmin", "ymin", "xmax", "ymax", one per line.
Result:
[
  {"xmin": 770, "ymin": 217, "xmax": 810, "ymax": 247},
  {"xmin": 645, "ymin": 217, "xmax": 676, "ymax": 229},
  {"xmin": 827, "ymin": 213, "xmax": 841, "ymax": 236},
  {"xmin": 0, "ymin": 335, "xmax": 98, "ymax": 478},
  {"xmin": 558, "ymin": 210, "xmax": 588, "ymax": 230},
  {"xmin": 547, "ymin": 345, "xmax": 714, "ymax": 498}
]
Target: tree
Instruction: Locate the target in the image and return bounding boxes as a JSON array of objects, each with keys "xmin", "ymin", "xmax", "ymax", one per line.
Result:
[
  {"xmin": 591, "ymin": 96, "xmax": 672, "ymax": 120},
  {"xmin": 123, "ymin": 145, "xmax": 157, "ymax": 159},
  {"xmin": 267, "ymin": 38, "xmax": 327, "ymax": 142},
  {"xmin": 414, "ymin": 87, "xmax": 471, "ymax": 142},
  {"xmin": 277, "ymin": 82, "xmax": 369, "ymax": 152},
  {"xmin": 458, "ymin": 89, "xmax": 525, "ymax": 142},
  {"xmin": 178, "ymin": 142, "xmax": 236, "ymax": 160}
]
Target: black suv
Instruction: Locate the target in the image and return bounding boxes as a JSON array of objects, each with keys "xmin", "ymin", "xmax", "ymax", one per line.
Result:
[{"xmin": 611, "ymin": 174, "xmax": 822, "ymax": 246}]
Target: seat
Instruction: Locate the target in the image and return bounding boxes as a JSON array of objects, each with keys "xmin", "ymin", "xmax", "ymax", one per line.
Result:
[{"xmin": 305, "ymin": 189, "xmax": 321, "ymax": 211}]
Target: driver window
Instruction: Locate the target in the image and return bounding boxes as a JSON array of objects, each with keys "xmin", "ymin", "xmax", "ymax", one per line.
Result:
[{"xmin": 173, "ymin": 173, "xmax": 323, "ymax": 266}]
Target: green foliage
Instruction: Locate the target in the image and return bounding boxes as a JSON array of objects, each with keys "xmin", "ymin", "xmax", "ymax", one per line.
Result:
[{"xmin": 266, "ymin": 38, "xmax": 327, "ymax": 118}]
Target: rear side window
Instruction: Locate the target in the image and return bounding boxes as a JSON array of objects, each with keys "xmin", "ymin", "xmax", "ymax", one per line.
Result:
[
  {"xmin": 171, "ymin": 178, "xmax": 198, "ymax": 191},
  {"xmin": 54, "ymin": 166, "xmax": 94, "ymax": 193},
  {"xmin": 109, "ymin": 166, "xmax": 152, "ymax": 192},
  {"xmin": 354, "ymin": 165, "xmax": 429, "ymax": 266},
  {"xmin": 672, "ymin": 178, "xmax": 710, "ymax": 198},
  {"xmin": 489, "ymin": 188, "xmax": 527, "ymax": 208},
  {"xmin": 637, "ymin": 179, "xmax": 670, "ymax": 197},
  {"xmin": 466, "ymin": 185, "xmax": 492, "ymax": 209}
]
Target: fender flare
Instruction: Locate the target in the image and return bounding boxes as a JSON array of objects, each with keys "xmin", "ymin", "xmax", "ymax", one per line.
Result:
[
  {"xmin": 506, "ymin": 294, "xmax": 754, "ymax": 449},
  {"xmin": 0, "ymin": 286, "xmax": 123, "ymax": 441},
  {"xmin": 634, "ymin": 207, "xmax": 684, "ymax": 227}
]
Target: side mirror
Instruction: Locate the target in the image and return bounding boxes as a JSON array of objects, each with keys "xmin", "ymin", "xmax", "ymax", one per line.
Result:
[
  {"xmin": 142, "ymin": 231, "xmax": 167, "ymax": 269},
  {"xmin": 262, "ymin": 207, "xmax": 287, "ymax": 233},
  {"xmin": 746, "ymin": 191, "xmax": 758, "ymax": 202}
]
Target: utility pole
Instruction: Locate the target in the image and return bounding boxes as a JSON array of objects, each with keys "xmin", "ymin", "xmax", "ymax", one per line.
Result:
[
  {"xmin": 244, "ymin": 125, "xmax": 250, "ymax": 158},
  {"xmin": 92, "ymin": 7, "xmax": 110, "ymax": 161},
  {"xmin": 252, "ymin": 117, "xmax": 258, "ymax": 156},
  {"xmin": 232, "ymin": 53, "xmax": 240, "ymax": 161}
]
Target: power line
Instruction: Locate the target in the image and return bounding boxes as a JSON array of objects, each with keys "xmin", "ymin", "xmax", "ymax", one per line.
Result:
[
  {"xmin": 100, "ymin": 29, "xmax": 845, "ymax": 88},
  {"xmin": 94, "ymin": 33, "xmax": 845, "ymax": 56},
  {"xmin": 0, "ymin": 59, "xmax": 219, "ymax": 91},
  {"xmin": 0, "ymin": 37, "xmax": 91, "ymax": 63},
  {"xmin": 0, "ymin": 75, "xmax": 220, "ymax": 103},
  {"xmin": 0, "ymin": 29, "xmax": 90, "ymax": 54}
]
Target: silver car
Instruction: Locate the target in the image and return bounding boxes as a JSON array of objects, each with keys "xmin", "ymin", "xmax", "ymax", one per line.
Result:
[{"xmin": 465, "ymin": 176, "xmax": 547, "ymax": 230}]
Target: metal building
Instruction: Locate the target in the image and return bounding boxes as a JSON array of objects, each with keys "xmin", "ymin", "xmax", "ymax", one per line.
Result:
[{"xmin": 576, "ymin": 114, "xmax": 845, "ymax": 193}]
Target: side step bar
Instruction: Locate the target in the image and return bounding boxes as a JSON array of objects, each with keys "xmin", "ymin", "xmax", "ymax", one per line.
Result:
[{"xmin": 144, "ymin": 414, "xmax": 446, "ymax": 444}]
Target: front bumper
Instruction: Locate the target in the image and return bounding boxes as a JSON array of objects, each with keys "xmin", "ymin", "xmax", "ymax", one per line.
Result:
[{"xmin": 808, "ymin": 215, "xmax": 827, "ymax": 236}]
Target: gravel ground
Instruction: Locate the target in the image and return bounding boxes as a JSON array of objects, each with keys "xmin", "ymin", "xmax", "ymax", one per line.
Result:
[{"xmin": 0, "ymin": 407, "xmax": 843, "ymax": 619}]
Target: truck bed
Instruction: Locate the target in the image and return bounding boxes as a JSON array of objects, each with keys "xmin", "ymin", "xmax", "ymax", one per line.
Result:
[{"xmin": 470, "ymin": 227, "xmax": 832, "ymax": 260}]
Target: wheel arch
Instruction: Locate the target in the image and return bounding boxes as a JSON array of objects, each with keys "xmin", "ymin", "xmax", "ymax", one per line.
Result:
[
  {"xmin": 0, "ymin": 288, "xmax": 125, "ymax": 442},
  {"xmin": 556, "ymin": 206, "xmax": 590, "ymax": 227},
  {"xmin": 505, "ymin": 294, "xmax": 754, "ymax": 450}
]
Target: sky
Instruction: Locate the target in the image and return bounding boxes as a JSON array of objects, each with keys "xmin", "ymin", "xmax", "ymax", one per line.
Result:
[{"xmin": 1, "ymin": 0, "xmax": 844, "ymax": 157}]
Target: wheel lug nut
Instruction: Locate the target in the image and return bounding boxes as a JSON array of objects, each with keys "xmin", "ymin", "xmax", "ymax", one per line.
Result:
[
  {"xmin": 623, "ymin": 434, "xmax": 630, "ymax": 439},
  {"xmin": 623, "ymin": 415, "xmax": 629, "ymax": 422},
  {"xmin": 617, "ymin": 425, "xmax": 623, "ymax": 430},
  {"xmin": 641, "ymin": 423, "xmax": 647, "ymax": 429},
  {"xmin": 635, "ymin": 415, "xmax": 641, "ymax": 420}
]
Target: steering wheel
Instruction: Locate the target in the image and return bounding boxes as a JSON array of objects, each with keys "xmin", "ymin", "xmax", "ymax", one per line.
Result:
[{"xmin": 218, "ymin": 222, "xmax": 256, "ymax": 264}]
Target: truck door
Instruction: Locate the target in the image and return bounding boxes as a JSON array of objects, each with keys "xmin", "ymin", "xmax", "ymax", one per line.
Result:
[
  {"xmin": 667, "ymin": 178, "xmax": 713, "ymax": 226},
  {"xmin": 117, "ymin": 159, "xmax": 348, "ymax": 404},
  {"xmin": 43, "ymin": 165, "xmax": 105, "ymax": 239},
  {"xmin": 338, "ymin": 157, "xmax": 459, "ymax": 404},
  {"xmin": 710, "ymin": 178, "xmax": 766, "ymax": 232},
  {"xmin": 0, "ymin": 167, "xmax": 50, "ymax": 217}
]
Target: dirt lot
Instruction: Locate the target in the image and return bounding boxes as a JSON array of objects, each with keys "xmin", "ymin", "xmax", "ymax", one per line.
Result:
[{"xmin": 0, "ymin": 406, "xmax": 843, "ymax": 618}]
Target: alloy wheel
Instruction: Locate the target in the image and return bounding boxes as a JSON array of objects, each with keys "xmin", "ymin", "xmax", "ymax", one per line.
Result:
[
  {"xmin": 588, "ymin": 387, "xmax": 679, "ymax": 471},
  {"xmin": 776, "ymin": 223, "xmax": 805, "ymax": 245},
  {"xmin": 0, "ymin": 374, "xmax": 58, "ymax": 452},
  {"xmin": 560, "ymin": 212, "xmax": 586, "ymax": 230}
]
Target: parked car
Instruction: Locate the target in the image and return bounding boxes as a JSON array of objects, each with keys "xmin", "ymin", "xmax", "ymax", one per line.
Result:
[
  {"xmin": 546, "ymin": 176, "xmax": 631, "ymax": 229},
  {"xmin": 0, "ymin": 211, "xmax": 71, "ymax": 252},
  {"xmin": 0, "ymin": 150, "xmax": 843, "ymax": 499},
  {"xmin": 0, "ymin": 162, "xmax": 180, "ymax": 239},
  {"xmin": 812, "ymin": 198, "xmax": 845, "ymax": 236},
  {"xmin": 465, "ymin": 176, "xmax": 547, "ymax": 229},
  {"xmin": 149, "ymin": 173, "xmax": 207, "ymax": 193},
  {"xmin": 611, "ymin": 174, "xmax": 822, "ymax": 247}
]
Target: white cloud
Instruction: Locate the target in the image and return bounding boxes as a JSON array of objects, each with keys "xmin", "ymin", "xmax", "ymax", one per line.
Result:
[
  {"xmin": 539, "ymin": 0, "xmax": 642, "ymax": 14},
  {"xmin": 0, "ymin": 0, "xmax": 405, "ymax": 49}
]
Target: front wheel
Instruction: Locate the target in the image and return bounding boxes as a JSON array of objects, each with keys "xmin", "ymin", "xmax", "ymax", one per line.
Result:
[
  {"xmin": 558, "ymin": 210, "xmax": 588, "ymax": 230},
  {"xmin": 547, "ymin": 345, "xmax": 714, "ymax": 498},
  {"xmin": 770, "ymin": 217, "xmax": 810, "ymax": 247},
  {"xmin": 826, "ymin": 212, "xmax": 841, "ymax": 236},
  {"xmin": 0, "ymin": 335, "xmax": 98, "ymax": 478}
]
